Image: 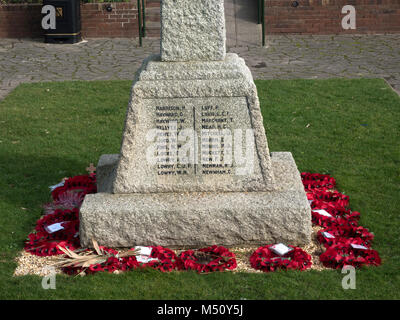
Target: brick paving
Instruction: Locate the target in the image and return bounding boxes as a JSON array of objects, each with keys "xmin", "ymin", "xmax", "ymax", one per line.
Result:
[{"xmin": 0, "ymin": 34, "xmax": 399, "ymax": 101}]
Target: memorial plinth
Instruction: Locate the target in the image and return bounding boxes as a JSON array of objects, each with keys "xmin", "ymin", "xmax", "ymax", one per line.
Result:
[{"xmin": 79, "ymin": 0, "xmax": 311, "ymax": 248}]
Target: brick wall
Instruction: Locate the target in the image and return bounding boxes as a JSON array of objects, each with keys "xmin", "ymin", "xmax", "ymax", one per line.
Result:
[
  {"xmin": 82, "ymin": 2, "xmax": 139, "ymax": 38},
  {"xmin": 0, "ymin": 2, "xmax": 143, "ymax": 38},
  {"xmin": 265, "ymin": 0, "xmax": 400, "ymax": 34},
  {"xmin": 0, "ymin": 4, "xmax": 43, "ymax": 38},
  {"xmin": 1, "ymin": 0, "xmax": 400, "ymax": 38}
]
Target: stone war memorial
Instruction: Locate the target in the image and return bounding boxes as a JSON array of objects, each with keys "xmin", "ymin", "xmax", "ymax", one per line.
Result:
[{"xmin": 79, "ymin": 0, "xmax": 311, "ymax": 249}]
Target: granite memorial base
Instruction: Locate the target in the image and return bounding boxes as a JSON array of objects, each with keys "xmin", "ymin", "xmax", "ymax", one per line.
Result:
[{"xmin": 80, "ymin": 152, "xmax": 310, "ymax": 248}]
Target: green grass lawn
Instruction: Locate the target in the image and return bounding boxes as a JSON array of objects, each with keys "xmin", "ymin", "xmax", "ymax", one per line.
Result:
[{"xmin": 0, "ymin": 79, "xmax": 399, "ymax": 299}]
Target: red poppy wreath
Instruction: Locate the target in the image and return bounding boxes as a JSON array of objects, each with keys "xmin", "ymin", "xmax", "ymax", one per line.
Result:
[
  {"xmin": 319, "ymin": 243, "xmax": 381, "ymax": 269},
  {"xmin": 60, "ymin": 245, "xmax": 178, "ymax": 275},
  {"xmin": 301, "ymin": 172, "xmax": 336, "ymax": 190},
  {"xmin": 178, "ymin": 245, "xmax": 237, "ymax": 273},
  {"xmin": 141, "ymin": 246, "xmax": 178, "ymax": 272},
  {"xmin": 25, "ymin": 206, "xmax": 81, "ymax": 256},
  {"xmin": 51, "ymin": 174, "xmax": 97, "ymax": 201},
  {"xmin": 311, "ymin": 211, "xmax": 358, "ymax": 229},
  {"xmin": 317, "ymin": 226, "xmax": 374, "ymax": 249},
  {"xmin": 62, "ymin": 246, "xmax": 123, "ymax": 275},
  {"xmin": 22, "ymin": 171, "xmax": 383, "ymax": 275},
  {"xmin": 249, "ymin": 244, "xmax": 312, "ymax": 272},
  {"xmin": 311, "ymin": 200, "xmax": 360, "ymax": 221},
  {"xmin": 24, "ymin": 233, "xmax": 79, "ymax": 257}
]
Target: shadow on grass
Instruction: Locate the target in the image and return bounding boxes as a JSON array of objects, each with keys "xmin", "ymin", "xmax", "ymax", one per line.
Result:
[
  {"xmin": 1, "ymin": 153, "xmax": 85, "ymax": 202},
  {"xmin": 0, "ymin": 152, "xmax": 85, "ymax": 252}
]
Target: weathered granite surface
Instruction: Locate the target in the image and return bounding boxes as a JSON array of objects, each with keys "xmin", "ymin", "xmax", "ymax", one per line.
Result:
[
  {"xmin": 79, "ymin": 0, "xmax": 312, "ymax": 248},
  {"xmin": 161, "ymin": 0, "xmax": 226, "ymax": 62},
  {"xmin": 97, "ymin": 53, "xmax": 275, "ymax": 194},
  {"xmin": 80, "ymin": 152, "xmax": 311, "ymax": 248}
]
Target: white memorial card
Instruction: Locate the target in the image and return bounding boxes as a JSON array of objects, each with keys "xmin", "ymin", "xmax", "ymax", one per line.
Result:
[
  {"xmin": 351, "ymin": 243, "xmax": 368, "ymax": 250},
  {"xmin": 136, "ymin": 256, "xmax": 159, "ymax": 263},
  {"xmin": 49, "ymin": 181, "xmax": 65, "ymax": 192},
  {"xmin": 270, "ymin": 243, "xmax": 293, "ymax": 256},
  {"xmin": 45, "ymin": 222, "xmax": 64, "ymax": 233},
  {"xmin": 322, "ymin": 232, "xmax": 335, "ymax": 239},
  {"xmin": 134, "ymin": 246, "xmax": 153, "ymax": 256},
  {"xmin": 313, "ymin": 209, "xmax": 332, "ymax": 217}
]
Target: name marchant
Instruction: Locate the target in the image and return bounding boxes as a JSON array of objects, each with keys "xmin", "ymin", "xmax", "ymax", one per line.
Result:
[{"xmin": 202, "ymin": 118, "xmax": 228, "ymax": 123}]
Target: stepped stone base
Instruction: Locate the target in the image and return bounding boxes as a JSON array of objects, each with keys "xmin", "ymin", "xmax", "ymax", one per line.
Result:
[{"xmin": 79, "ymin": 152, "xmax": 311, "ymax": 248}]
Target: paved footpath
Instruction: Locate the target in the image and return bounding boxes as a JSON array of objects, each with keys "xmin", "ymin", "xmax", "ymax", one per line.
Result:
[{"xmin": 0, "ymin": 34, "xmax": 399, "ymax": 101}]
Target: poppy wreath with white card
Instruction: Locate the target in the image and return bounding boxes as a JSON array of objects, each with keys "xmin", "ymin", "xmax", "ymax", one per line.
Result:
[
  {"xmin": 319, "ymin": 243, "xmax": 381, "ymax": 269},
  {"xmin": 51, "ymin": 174, "xmax": 97, "ymax": 201},
  {"xmin": 24, "ymin": 174, "xmax": 95, "ymax": 257},
  {"xmin": 35, "ymin": 207, "xmax": 79, "ymax": 234},
  {"xmin": 311, "ymin": 200, "xmax": 360, "ymax": 222},
  {"xmin": 25, "ymin": 207, "xmax": 80, "ymax": 256},
  {"xmin": 317, "ymin": 226, "xmax": 374, "ymax": 248},
  {"xmin": 250, "ymin": 244, "xmax": 312, "ymax": 272},
  {"xmin": 141, "ymin": 246, "xmax": 178, "ymax": 272},
  {"xmin": 311, "ymin": 210, "xmax": 358, "ymax": 229},
  {"xmin": 317, "ymin": 228, "xmax": 371, "ymax": 249}
]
